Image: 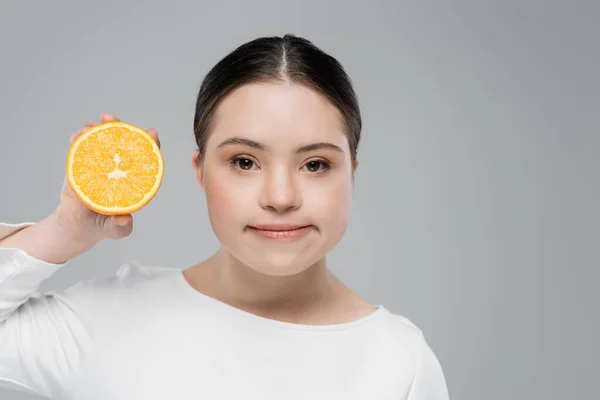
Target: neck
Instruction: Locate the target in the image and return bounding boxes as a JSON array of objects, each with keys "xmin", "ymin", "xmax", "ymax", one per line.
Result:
[{"xmin": 198, "ymin": 248, "xmax": 343, "ymax": 321}]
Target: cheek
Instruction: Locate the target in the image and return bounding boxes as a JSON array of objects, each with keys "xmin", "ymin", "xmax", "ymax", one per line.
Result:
[
  {"xmin": 203, "ymin": 168, "xmax": 252, "ymax": 231},
  {"xmin": 306, "ymin": 179, "xmax": 352, "ymax": 231}
]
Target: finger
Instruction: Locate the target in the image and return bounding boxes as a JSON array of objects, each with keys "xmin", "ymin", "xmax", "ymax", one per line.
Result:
[
  {"xmin": 146, "ymin": 128, "xmax": 160, "ymax": 148},
  {"xmin": 71, "ymin": 122, "xmax": 96, "ymax": 143},
  {"xmin": 100, "ymin": 113, "xmax": 120, "ymax": 123},
  {"xmin": 113, "ymin": 214, "xmax": 132, "ymax": 227},
  {"xmin": 78, "ymin": 122, "xmax": 96, "ymax": 133},
  {"xmin": 106, "ymin": 214, "xmax": 133, "ymax": 239}
]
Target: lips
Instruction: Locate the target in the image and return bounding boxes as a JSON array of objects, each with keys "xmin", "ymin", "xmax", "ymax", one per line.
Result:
[
  {"xmin": 250, "ymin": 224, "xmax": 309, "ymax": 231},
  {"xmin": 247, "ymin": 224, "xmax": 312, "ymax": 241}
]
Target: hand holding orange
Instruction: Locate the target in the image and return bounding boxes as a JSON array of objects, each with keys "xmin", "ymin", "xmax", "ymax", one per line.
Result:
[{"xmin": 52, "ymin": 114, "xmax": 162, "ymax": 244}]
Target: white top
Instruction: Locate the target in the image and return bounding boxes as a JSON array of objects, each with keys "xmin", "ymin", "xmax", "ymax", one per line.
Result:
[{"xmin": 0, "ymin": 222, "xmax": 449, "ymax": 400}]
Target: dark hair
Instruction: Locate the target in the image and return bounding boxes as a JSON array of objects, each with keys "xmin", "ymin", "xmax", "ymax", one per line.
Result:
[{"xmin": 193, "ymin": 34, "xmax": 362, "ymax": 163}]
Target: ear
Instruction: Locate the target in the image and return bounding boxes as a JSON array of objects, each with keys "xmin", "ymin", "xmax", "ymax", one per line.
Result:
[
  {"xmin": 351, "ymin": 159, "xmax": 359, "ymax": 186},
  {"xmin": 191, "ymin": 149, "xmax": 205, "ymax": 190}
]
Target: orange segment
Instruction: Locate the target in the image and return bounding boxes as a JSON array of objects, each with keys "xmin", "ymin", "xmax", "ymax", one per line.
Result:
[{"xmin": 66, "ymin": 121, "xmax": 164, "ymax": 215}]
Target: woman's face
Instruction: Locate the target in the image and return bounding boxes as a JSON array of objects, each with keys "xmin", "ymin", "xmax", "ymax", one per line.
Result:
[{"xmin": 193, "ymin": 81, "xmax": 358, "ymax": 277}]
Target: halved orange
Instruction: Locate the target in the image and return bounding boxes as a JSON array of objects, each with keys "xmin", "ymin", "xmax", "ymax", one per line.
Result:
[{"xmin": 66, "ymin": 121, "xmax": 164, "ymax": 215}]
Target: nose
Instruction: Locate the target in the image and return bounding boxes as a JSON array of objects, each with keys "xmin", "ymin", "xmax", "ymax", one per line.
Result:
[{"xmin": 259, "ymin": 167, "xmax": 302, "ymax": 213}]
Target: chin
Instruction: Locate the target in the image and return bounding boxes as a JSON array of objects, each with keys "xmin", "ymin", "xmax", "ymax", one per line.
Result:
[
  {"xmin": 245, "ymin": 250, "xmax": 319, "ymax": 277},
  {"xmin": 230, "ymin": 249, "xmax": 319, "ymax": 276}
]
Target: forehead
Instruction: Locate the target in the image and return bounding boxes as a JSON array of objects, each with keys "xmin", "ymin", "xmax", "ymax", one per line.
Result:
[{"xmin": 209, "ymin": 81, "xmax": 347, "ymax": 149}]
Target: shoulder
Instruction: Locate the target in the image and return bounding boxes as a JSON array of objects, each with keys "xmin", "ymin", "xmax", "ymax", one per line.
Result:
[
  {"xmin": 358, "ymin": 307, "xmax": 432, "ymax": 373},
  {"xmin": 50, "ymin": 262, "xmax": 181, "ymax": 315},
  {"xmin": 373, "ymin": 307, "xmax": 426, "ymax": 348},
  {"xmin": 370, "ymin": 308, "xmax": 437, "ymax": 370},
  {"xmin": 59, "ymin": 261, "xmax": 179, "ymax": 294},
  {"xmin": 114, "ymin": 261, "xmax": 181, "ymax": 283},
  {"xmin": 374, "ymin": 308, "xmax": 449, "ymax": 399}
]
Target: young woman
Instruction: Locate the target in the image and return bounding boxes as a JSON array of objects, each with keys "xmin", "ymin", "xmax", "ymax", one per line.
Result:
[{"xmin": 0, "ymin": 34, "xmax": 449, "ymax": 399}]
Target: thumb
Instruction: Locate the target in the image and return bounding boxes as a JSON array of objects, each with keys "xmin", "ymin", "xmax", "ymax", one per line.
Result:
[{"xmin": 104, "ymin": 214, "xmax": 134, "ymax": 239}]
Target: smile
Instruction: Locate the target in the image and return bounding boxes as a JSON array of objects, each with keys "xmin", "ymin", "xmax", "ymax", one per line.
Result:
[{"xmin": 247, "ymin": 225, "xmax": 313, "ymax": 242}]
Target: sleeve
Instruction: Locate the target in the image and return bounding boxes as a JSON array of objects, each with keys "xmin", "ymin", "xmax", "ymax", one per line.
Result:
[
  {"xmin": 407, "ymin": 336, "xmax": 450, "ymax": 400},
  {"xmin": 0, "ymin": 222, "xmax": 108, "ymax": 398}
]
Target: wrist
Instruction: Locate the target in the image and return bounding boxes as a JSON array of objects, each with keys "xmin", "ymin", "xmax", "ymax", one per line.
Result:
[{"xmin": 47, "ymin": 210, "xmax": 100, "ymax": 250}]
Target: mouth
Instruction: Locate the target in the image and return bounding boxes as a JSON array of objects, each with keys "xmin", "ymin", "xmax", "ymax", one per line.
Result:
[{"xmin": 247, "ymin": 224, "xmax": 313, "ymax": 242}]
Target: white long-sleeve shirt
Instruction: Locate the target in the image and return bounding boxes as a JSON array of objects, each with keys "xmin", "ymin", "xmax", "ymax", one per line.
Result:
[{"xmin": 0, "ymin": 222, "xmax": 449, "ymax": 400}]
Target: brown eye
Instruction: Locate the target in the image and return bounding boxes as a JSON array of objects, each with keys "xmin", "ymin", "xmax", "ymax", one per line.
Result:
[
  {"xmin": 306, "ymin": 161, "xmax": 320, "ymax": 172},
  {"xmin": 235, "ymin": 158, "xmax": 254, "ymax": 170},
  {"xmin": 304, "ymin": 160, "xmax": 330, "ymax": 173}
]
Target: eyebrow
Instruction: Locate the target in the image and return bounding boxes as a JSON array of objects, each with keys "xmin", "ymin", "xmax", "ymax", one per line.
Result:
[{"xmin": 216, "ymin": 137, "xmax": 345, "ymax": 154}]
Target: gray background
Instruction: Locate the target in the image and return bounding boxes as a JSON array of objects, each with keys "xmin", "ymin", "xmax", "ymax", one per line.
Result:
[{"xmin": 0, "ymin": 1, "xmax": 597, "ymax": 399}]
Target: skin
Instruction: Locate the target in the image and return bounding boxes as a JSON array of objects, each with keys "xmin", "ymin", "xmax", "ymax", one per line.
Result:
[{"xmin": 183, "ymin": 81, "xmax": 377, "ymax": 325}]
